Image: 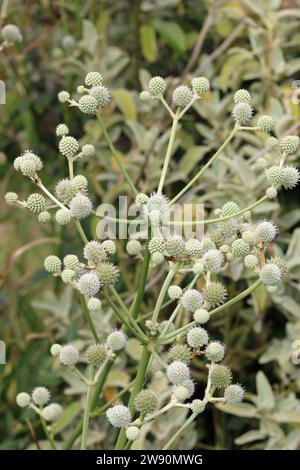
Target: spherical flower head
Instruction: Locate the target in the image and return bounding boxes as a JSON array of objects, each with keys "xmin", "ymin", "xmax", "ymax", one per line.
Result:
[
  {"xmin": 78, "ymin": 94, "xmax": 98, "ymax": 114},
  {"xmin": 167, "ymin": 361, "xmax": 191, "ymax": 385},
  {"xmin": 173, "ymin": 385, "xmax": 189, "ymax": 402},
  {"xmin": 42, "ymin": 403, "xmax": 63, "ymax": 422},
  {"xmin": 61, "ymin": 269, "xmax": 75, "ymax": 284},
  {"xmin": 281, "ymin": 166, "xmax": 300, "ymax": 189},
  {"xmin": 145, "ymin": 193, "xmax": 169, "ymax": 222},
  {"xmin": 280, "ymin": 135, "xmax": 300, "ymax": 155},
  {"xmin": 5, "ymin": 192, "xmax": 18, "ymax": 205},
  {"xmin": 87, "ymin": 297, "xmax": 102, "ymax": 311},
  {"xmin": 126, "ymin": 426, "xmax": 140, "ymax": 441},
  {"xmin": 63, "ymin": 254, "xmax": 79, "ymax": 270},
  {"xmin": 32, "ymin": 387, "xmax": 51, "ymax": 406},
  {"xmin": 134, "ymin": 389, "xmax": 158, "ymax": 415},
  {"xmin": 192, "ymin": 262, "xmax": 204, "ymax": 275},
  {"xmin": 85, "ymin": 71, "xmax": 103, "ymax": 87},
  {"xmin": 59, "ymin": 345, "xmax": 79, "ymax": 366},
  {"xmin": 16, "ymin": 392, "xmax": 31, "ymax": 408},
  {"xmin": 86, "ymin": 344, "xmax": 106, "ymax": 365},
  {"xmin": 244, "ymin": 254, "xmax": 258, "ymax": 270},
  {"xmin": 185, "ymin": 239, "xmax": 203, "ymax": 257},
  {"xmin": 56, "ymin": 123, "xmax": 69, "ymax": 137},
  {"xmin": 241, "ymin": 230, "xmax": 256, "ymax": 245},
  {"xmin": 26, "ymin": 193, "xmax": 46, "ymax": 213},
  {"xmin": 203, "ymin": 282, "xmax": 227, "ymax": 307},
  {"xmin": 256, "ymin": 157, "xmax": 268, "ymax": 169},
  {"xmin": 1, "ymin": 24, "xmax": 22, "ymax": 43},
  {"xmin": 126, "ymin": 239, "xmax": 142, "ymax": 256},
  {"xmin": 139, "ymin": 91, "xmax": 151, "ymax": 101},
  {"xmin": 259, "ymin": 263, "xmax": 282, "ymax": 287},
  {"xmin": 55, "ymin": 208, "xmax": 72, "ymax": 225},
  {"xmin": 72, "ymin": 175, "xmax": 88, "ymax": 192},
  {"xmin": 179, "ymin": 378, "xmax": 195, "ymax": 399},
  {"xmin": 81, "ymin": 144, "xmax": 95, "ymax": 158},
  {"xmin": 231, "ymin": 239, "xmax": 251, "ymax": 258},
  {"xmin": 224, "ymin": 384, "xmax": 245, "ymax": 404},
  {"xmin": 187, "ymin": 327, "xmax": 209, "ymax": 349},
  {"xmin": 69, "ymin": 193, "xmax": 93, "ymax": 219},
  {"xmin": 135, "ymin": 193, "xmax": 149, "ymax": 207},
  {"xmin": 172, "ymin": 85, "xmax": 193, "ymax": 108},
  {"xmin": 168, "ymin": 344, "xmax": 192, "ymax": 364},
  {"xmin": 151, "ymin": 252, "xmax": 165, "ymax": 265},
  {"xmin": 210, "ymin": 365, "xmax": 232, "ymax": 389},
  {"xmin": 255, "ymin": 220, "xmax": 277, "ymax": 242},
  {"xmin": 205, "ymin": 341, "xmax": 225, "ymax": 362},
  {"xmin": 148, "ymin": 237, "xmax": 165, "ymax": 254},
  {"xmin": 266, "ymin": 186, "xmax": 278, "ymax": 199},
  {"xmin": 233, "ymin": 89, "xmax": 251, "ymax": 104},
  {"xmin": 55, "ymin": 179, "xmax": 75, "ymax": 204},
  {"xmin": 44, "ymin": 255, "xmax": 62, "ymax": 273},
  {"xmin": 58, "ymin": 90, "xmax": 70, "ymax": 103},
  {"xmin": 102, "ymin": 240, "xmax": 116, "ymax": 256},
  {"xmin": 181, "ymin": 289, "xmax": 203, "ymax": 312},
  {"xmin": 148, "ymin": 76, "xmax": 166, "ymax": 96},
  {"xmin": 50, "ymin": 343, "xmax": 61, "ymax": 356},
  {"xmin": 257, "ymin": 115, "xmax": 274, "ymax": 133},
  {"xmin": 106, "ymin": 404, "xmax": 131, "ymax": 428},
  {"xmin": 38, "ymin": 210, "xmax": 51, "ymax": 224},
  {"xmin": 19, "ymin": 158, "xmax": 37, "ymax": 177},
  {"xmin": 221, "ymin": 201, "xmax": 240, "ymax": 217},
  {"xmin": 59, "ymin": 136, "xmax": 79, "ymax": 157},
  {"xmin": 106, "ymin": 330, "xmax": 127, "ymax": 351},
  {"xmin": 83, "ymin": 240, "xmax": 107, "ymax": 264},
  {"xmin": 168, "ymin": 285, "xmax": 183, "ymax": 300},
  {"xmin": 232, "ymin": 102, "xmax": 253, "ymax": 124},
  {"xmin": 267, "ymin": 285, "xmax": 278, "ymax": 294},
  {"xmin": 191, "ymin": 399, "xmax": 206, "ymax": 414},
  {"xmin": 193, "ymin": 308, "xmax": 210, "ymax": 325},
  {"xmin": 97, "ymin": 262, "xmax": 119, "ymax": 287},
  {"xmin": 201, "ymin": 248, "xmax": 224, "ymax": 273},
  {"xmin": 90, "ymin": 85, "xmax": 111, "ymax": 107},
  {"xmin": 165, "ymin": 237, "xmax": 185, "ymax": 258},
  {"xmin": 265, "ymin": 166, "xmax": 281, "ymax": 187},
  {"xmin": 192, "ymin": 77, "xmax": 210, "ymax": 94},
  {"xmin": 78, "ymin": 272, "xmax": 101, "ymax": 296}
]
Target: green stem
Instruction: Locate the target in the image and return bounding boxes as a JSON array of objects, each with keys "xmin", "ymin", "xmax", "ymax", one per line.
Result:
[
  {"xmin": 80, "ymin": 296, "xmax": 100, "ymax": 342},
  {"xmin": 152, "ymin": 266, "xmax": 177, "ymax": 322},
  {"xmin": 74, "ymin": 220, "xmax": 89, "ymax": 244},
  {"xmin": 157, "ymin": 111, "xmax": 180, "ymax": 194},
  {"xmin": 129, "ymin": 246, "xmax": 150, "ymax": 320},
  {"xmin": 40, "ymin": 416, "xmax": 56, "ymax": 450},
  {"xmin": 81, "ymin": 383, "xmax": 94, "ymax": 450}
]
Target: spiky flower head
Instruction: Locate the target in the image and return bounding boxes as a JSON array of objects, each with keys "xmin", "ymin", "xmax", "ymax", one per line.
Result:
[
  {"xmin": 265, "ymin": 166, "xmax": 281, "ymax": 187},
  {"xmin": 16, "ymin": 151, "xmax": 43, "ymax": 177},
  {"xmin": 90, "ymin": 85, "xmax": 110, "ymax": 107},
  {"xmin": 244, "ymin": 254, "xmax": 258, "ymax": 270},
  {"xmin": 61, "ymin": 269, "xmax": 75, "ymax": 284},
  {"xmin": 259, "ymin": 263, "xmax": 282, "ymax": 286},
  {"xmin": 266, "ymin": 186, "xmax": 278, "ymax": 199},
  {"xmin": 38, "ymin": 210, "xmax": 51, "ymax": 224},
  {"xmin": 85, "ymin": 71, "xmax": 103, "ymax": 87},
  {"xmin": 42, "ymin": 403, "xmax": 63, "ymax": 422},
  {"xmin": 87, "ymin": 297, "xmax": 102, "ymax": 311},
  {"xmin": 86, "ymin": 344, "xmax": 106, "ymax": 365},
  {"xmin": 221, "ymin": 201, "xmax": 240, "ymax": 217},
  {"xmin": 201, "ymin": 248, "xmax": 224, "ymax": 273},
  {"xmin": 134, "ymin": 390, "xmax": 158, "ymax": 415},
  {"xmin": 257, "ymin": 115, "xmax": 274, "ymax": 133},
  {"xmin": 181, "ymin": 289, "xmax": 203, "ymax": 312},
  {"xmin": 233, "ymin": 89, "xmax": 251, "ymax": 104},
  {"xmin": 56, "ymin": 123, "xmax": 69, "ymax": 136},
  {"xmin": 203, "ymin": 282, "xmax": 227, "ymax": 307},
  {"xmin": 224, "ymin": 384, "xmax": 245, "ymax": 404},
  {"xmin": 192, "ymin": 77, "xmax": 210, "ymax": 94},
  {"xmin": 165, "ymin": 236, "xmax": 185, "ymax": 258},
  {"xmin": 148, "ymin": 76, "xmax": 166, "ymax": 96},
  {"xmin": 106, "ymin": 404, "xmax": 131, "ymax": 428},
  {"xmin": 5, "ymin": 192, "xmax": 18, "ymax": 205},
  {"xmin": 126, "ymin": 426, "xmax": 140, "ymax": 441},
  {"xmin": 167, "ymin": 361, "xmax": 191, "ymax": 385},
  {"xmin": 72, "ymin": 175, "xmax": 88, "ymax": 192},
  {"xmin": 187, "ymin": 327, "xmax": 209, "ymax": 349},
  {"xmin": 78, "ymin": 272, "xmax": 101, "ymax": 296},
  {"xmin": 256, "ymin": 157, "xmax": 268, "ymax": 169},
  {"xmin": 151, "ymin": 252, "xmax": 165, "ymax": 265},
  {"xmin": 281, "ymin": 166, "xmax": 299, "ymax": 189},
  {"xmin": 44, "ymin": 255, "xmax": 62, "ymax": 273},
  {"xmin": 198, "ymin": 237, "xmax": 216, "ymax": 255},
  {"xmin": 58, "ymin": 90, "xmax": 70, "ymax": 103},
  {"xmin": 192, "ymin": 262, "xmax": 204, "ymax": 275},
  {"xmin": 32, "ymin": 387, "xmax": 51, "ymax": 406},
  {"xmin": 168, "ymin": 285, "xmax": 183, "ymax": 300},
  {"xmin": 135, "ymin": 193, "xmax": 149, "ymax": 206},
  {"xmin": 126, "ymin": 240, "xmax": 142, "ymax": 256},
  {"xmin": 55, "ymin": 179, "xmax": 75, "ymax": 204},
  {"xmin": 194, "ymin": 308, "xmax": 210, "ymax": 324},
  {"xmin": 78, "ymin": 94, "xmax": 98, "ymax": 114},
  {"xmin": 280, "ymin": 135, "xmax": 300, "ymax": 155},
  {"xmin": 50, "ymin": 344, "xmax": 61, "ymax": 356},
  {"xmin": 191, "ymin": 399, "xmax": 206, "ymax": 414},
  {"xmin": 26, "ymin": 193, "xmax": 46, "ymax": 213},
  {"xmin": 97, "ymin": 263, "xmax": 119, "ymax": 287},
  {"xmin": 172, "ymin": 85, "xmax": 193, "ymax": 108},
  {"xmin": 148, "ymin": 237, "xmax": 165, "ymax": 254},
  {"xmin": 241, "ymin": 230, "xmax": 256, "ymax": 245},
  {"xmin": 185, "ymin": 239, "xmax": 203, "ymax": 257},
  {"xmin": 205, "ymin": 341, "xmax": 225, "ymax": 362},
  {"xmin": 168, "ymin": 344, "xmax": 192, "ymax": 364},
  {"xmin": 173, "ymin": 385, "xmax": 189, "ymax": 402},
  {"xmin": 16, "ymin": 392, "xmax": 31, "ymax": 408},
  {"xmin": 55, "ymin": 208, "xmax": 72, "ymax": 225},
  {"xmin": 255, "ymin": 220, "xmax": 277, "ymax": 242},
  {"xmin": 69, "ymin": 193, "xmax": 93, "ymax": 219},
  {"xmin": 231, "ymin": 239, "xmax": 251, "ymax": 258},
  {"xmin": 145, "ymin": 193, "xmax": 169, "ymax": 222},
  {"xmin": 80, "ymin": 144, "xmax": 95, "ymax": 160},
  {"xmin": 59, "ymin": 345, "xmax": 79, "ymax": 366},
  {"xmin": 106, "ymin": 330, "xmax": 127, "ymax": 351},
  {"xmin": 102, "ymin": 239, "xmax": 116, "ymax": 256},
  {"xmin": 1, "ymin": 24, "xmax": 22, "ymax": 43},
  {"xmin": 83, "ymin": 240, "xmax": 106, "ymax": 264},
  {"xmin": 140, "ymin": 91, "xmax": 151, "ymax": 101},
  {"xmin": 63, "ymin": 254, "xmax": 79, "ymax": 270},
  {"xmin": 59, "ymin": 136, "xmax": 79, "ymax": 157},
  {"xmin": 232, "ymin": 102, "xmax": 253, "ymax": 124},
  {"xmin": 210, "ymin": 365, "xmax": 232, "ymax": 389}
]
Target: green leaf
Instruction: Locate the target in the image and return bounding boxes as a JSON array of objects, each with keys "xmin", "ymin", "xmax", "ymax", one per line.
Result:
[
  {"xmin": 234, "ymin": 155, "xmax": 255, "ymax": 187},
  {"xmin": 125, "ymin": 338, "xmax": 143, "ymax": 361},
  {"xmin": 179, "ymin": 146, "xmax": 209, "ymax": 174},
  {"xmin": 54, "ymin": 401, "xmax": 81, "ymax": 434},
  {"xmin": 140, "ymin": 25, "xmax": 157, "ymax": 63},
  {"xmin": 235, "ymin": 429, "xmax": 267, "ymax": 445},
  {"xmin": 152, "ymin": 20, "xmax": 186, "ymax": 55},
  {"xmin": 216, "ymin": 403, "xmax": 257, "ymax": 418},
  {"xmin": 256, "ymin": 371, "xmax": 275, "ymax": 410},
  {"xmin": 112, "ymin": 89, "xmax": 137, "ymax": 121}
]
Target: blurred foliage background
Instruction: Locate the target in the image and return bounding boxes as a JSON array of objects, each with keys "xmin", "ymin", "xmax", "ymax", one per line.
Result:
[{"xmin": 0, "ymin": 0, "xmax": 300, "ymax": 450}]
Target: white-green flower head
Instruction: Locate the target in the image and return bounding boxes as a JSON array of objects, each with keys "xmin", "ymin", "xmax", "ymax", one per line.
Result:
[
  {"xmin": 126, "ymin": 239, "xmax": 142, "ymax": 256},
  {"xmin": 42, "ymin": 403, "xmax": 63, "ymax": 422},
  {"xmin": 72, "ymin": 175, "xmax": 88, "ymax": 192},
  {"xmin": 87, "ymin": 297, "xmax": 102, "ymax": 311},
  {"xmin": 78, "ymin": 272, "xmax": 101, "ymax": 296},
  {"xmin": 55, "ymin": 179, "xmax": 75, "ymax": 204},
  {"xmin": 135, "ymin": 192, "xmax": 149, "ymax": 207},
  {"xmin": 26, "ymin": 193, "xmax": 46, "ymax": 213},
  {"xmin": 280, "ymin": 135, "xmax": 300, "ymax": 155},
  {"xmin": 168, "ymin": 344, "xmax": 192, "ymax": 364},
  {"xmin": 187, "ymin": 327, "xmax": 209, "ymax": 349},
  {"xmin": 241, "ymin": 230, "xmax": 256, "ymax": 245},
  {"xmin": 1, "ymin": 24, "xmax": 22, "ymax": 43},
  {"xmin": 257, "ymin": 115, "xmax": 274, "ymax": 133},
  {"xmin": 58, "ymin": 90, "xmax": 70, "ymax": 103},
  {"xmin": 172, "ymin": 85, "xmax": 193, "ymax": 108},
  {"xmin": 83, "ymin": 240, "xmax": 107, "ymax": 264},
  {"xmin": 191, "ymin": 399, "xmax": 206, "ymax": 414},
  {"xmin": 210, "ymin": 365, "xmax": 232, "ymax": 389},
  {"xmin": 205, "ymin": 341, "xmax": 225, "ymax": 362},
  {"xmin": 102, "ymin": 239, "xmax": 116, "ymax": 256},
  {"xmin": 81, "ymin": 144, "xmax": 95, "ymax": 159},
  {"xmin": 144, "ymin": 193, "xmax": 169, "ymax": 222},
  {"xmin": 106, "ymin": 330, "xmax": 127, "ymax": 351},
  {"xmin": 185, "ymin": 239, "xmax": 203, "ymax": 257},
  {"xmin": 134, "ymin": 389, "xmax": 158, "ymax": 415},
  {"xmin": 233, "ymin": 89, "xmax": 251, "ymax": 104},
  {"xmin": 266, "ymin": 165, "xmax": 300, "ymax": 190},
  {"xmin": 203, "ymin": 282, "xmax": 227, "ymax": 307},
  {"xmin": 69, "ymin": 193, "xmax": 93, "ymax": 219},
  {"xmin": 192, "ymin": 262, "xmax": 204, "ymax": 275},
  {"xmin": 231, "ymin": 239, "xmax": 251, "ymax": 258},
  {"xmin": 151, "ymin": 251, "xmax": 165, "ymax": 265},
  {"xmin": 78, "ymin": 94, "xmax": 98, "ymax": 114},
  {"xmin": 165, "ymin": 236, "xmax": 185, "ymax": 258},
  {"xmin": 14, "ymin": 151, "xmax": 43, "ymax": 177},
  {"xmin": 224, "ymin": 384, "xmax": 245, "ymax": 404},
  {"xmin": 106, "ymin": 404, "xmax": 132, "ymax": 428},
  {"xmin": 266, "ymin": 186, "xmax": 277, "ymax": 199},
  {"xmin": 201, "ymin": 248, "xmax": 224, "ymax": 273},
  {"xmin": 255, "ymin": 220, "xmax": 277, "ymax": 242},
  {"xmin": 50, "ymin": 343, "xmax": 61, "ymax": 356},
  {"xmin": 38, "ymin": 210, "xmax": 51, "ymax": 224},
  {"xmin": 90, "ymin": 85, "xmax": 111, "ymax": 107},
  {"xmin": 59, "ymin": 136, "xmax": 79, "ymax": 157},
  {"xmin": 97, "ymin": 262, "xmax": 119, "ymax": 287},
  {"xmin": 198, "ymin": 237, "xmax": 216, "ymax": 256},
  {"xmin": 55, "ymin": 208, "xmax": 72, "ymax": 226},
  {"xmin": 256, "ymin": 157, "xmax": 268, "ymax": 169},
  {"xmin": 270, "ymin": 256, "xmax": 287, "ymax": 275},
  {"xmin": 192, "ymin": 76, "xmax": 210, "ymax": 94},
  {"xmin": 86, "ymin": 344, "xmax": 106, "ymax": 365},
  {"xmin": 56, "ymin": 123, "xmax": 69, "ymax": 137},
  {"xmin": 218, "ymin": 219, "xmax": 239, "ymax": 239},
  {"xmin": 221, "ymin": 201, "xmax": 240, "ymax": 218},
  {"xmin": 167, "ymin": 361, "xmax": 191, "ymax": 385},
  {"xmin": 126, "ymin": 426, "xmax": 140, "ymax": 441},
  {"xmin": 259, "ymin": 262, "xmax": 282, "ymax": 287},
  {"xmin": 61, "ymin": 34, "xmax": 75, "ymax": 50},
  {"xmin": 194, "ymin": 308, "xmax": 210, "ymax": 325},
  {"xmin": 5, "ymin": 192, "xmax": 18, "ymax": 206},
  {"xmin": 181, "ymin": 289, "xmax": 203, "ymax": 312},
  {"xmin": 61, "ymin": 269, "xmax": 75, "ymax": 284},
  {"xmin": 148, "ymin": 76, "xmax": 166, "ymax": 96},
  {"xmin": 244, "ymin": 254, "xmax": 258, "ymax": 270},
  {"xmin": 32, "ymin": 387, "xmax": 51, "ymax": 406},
  {"xmin": 16, "ymin": 392, "xmax": 31, "ymax": 408},
  {"xmin": 173, "ymin": 385, "xmax": 189, "ymax": 402},
  {"xmin": 59, "ymin": 344, "xmax": 79, "ymax": 366},
  {"xmin": 63, "ymin": 254, "xmax": 79, "ymax": 270},
  {"xmin": 180, "ymin": 378, "xmax": 195, "ymax": 398},
  {"xmin": 139, "ymin": 90, "xmax": 151, "ymax": 101},
  {"xmin": 168, "ymin": 285, "xmax": 183, "ymax": 300},
  {"xmin": 232, "ymin": 102, "xmax": 253, "ymax": 124},
  {"xmin": 85, "ymin": 71, "xmax": 103, "ymax": 87},
  {"xmin": 44, "ymin": 255, "xmax": 62, "ymax": 273},
  {"xmin": 148, "ymin": 237, "xmax": 165, "ymax": 254},
  {"xmin": 78, "ymin": 85, "xmax": 87, "ymax": 94}
]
